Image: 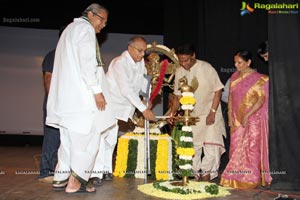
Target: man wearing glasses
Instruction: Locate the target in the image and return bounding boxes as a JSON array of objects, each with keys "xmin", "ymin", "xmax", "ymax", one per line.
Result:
[
  {"xmin": 89, "ymin": 36, "xmax": 156, "ymax": 186},
  {"xmin": 46, "ymin": 3, "xmax": 115, "ymax": 194}
]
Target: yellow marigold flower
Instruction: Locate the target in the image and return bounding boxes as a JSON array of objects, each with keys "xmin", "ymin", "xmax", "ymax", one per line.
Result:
[
  {"xmin": 113, "ymin": 138, "xmax": 129, "ymax": 177},
  {"xmin": 125, "ymin": 132, "xmax": 136, "ymax": 136},
  {"xmin": 155, "ymin": 134, "xmax": 169, "ymax": 138},
  {"xmin": 156, "ymin": 140, "xmax": 169, "ymax": 180},
  {"xmin": 176, "ymin": 147, "xmax": 195, "ymax": 156},
  {"xmin": 179, "ymin": 96, "xmax": 196, "ymax": 105}
]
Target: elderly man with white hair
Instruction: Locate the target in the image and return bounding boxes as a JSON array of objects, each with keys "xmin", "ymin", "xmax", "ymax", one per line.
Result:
[{"xmin": 46, "ymin": 3, "xmax": 114, "ymax": 194}]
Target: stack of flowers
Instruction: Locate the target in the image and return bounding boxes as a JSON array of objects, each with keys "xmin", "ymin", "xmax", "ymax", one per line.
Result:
[
  {"xmin": 172, "ymin": 124, "xmax": 195, "ymax": 178},
  {"xmin": 174, "ymin": 91, "xmax": 197, "ymax": 177},
  {"xmin": 179, "ymin": 92, "xmax": 196, "ymax": 109},
  {"xmin": 179, "ymin": 91, "xmax": 196, "ymax": 133},
  {"xmin": 133, "ymin": 126, "xmax": 161, "ymax": 134},
  {"xmin": 113, "ymin": 132, "xmax": 176, "ymax": 180}
]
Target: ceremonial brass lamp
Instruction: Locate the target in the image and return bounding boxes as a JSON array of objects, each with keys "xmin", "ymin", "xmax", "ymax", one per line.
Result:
[{"xmin": 172, "ymin": 76, "xmax": 199, "ymax": 186}]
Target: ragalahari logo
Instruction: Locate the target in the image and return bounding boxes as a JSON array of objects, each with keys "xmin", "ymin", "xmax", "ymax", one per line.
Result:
[{"xmin": 240, "ymin": 1, "xmax": 254, "ymax": 16}]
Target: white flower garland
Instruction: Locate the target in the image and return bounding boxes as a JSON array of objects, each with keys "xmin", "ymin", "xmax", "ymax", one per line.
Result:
[
  {"xmin": 181, "ymin": 104, "xmax": 194, "ymax": 110},
  {"xmin": 179, "ymin": 164, "xmax": 193, "ymax": 170},
  {"xmin": 182, "ymin": 126, "xmax": 192, "ymax": 132},
  {"xmin": 179, "ymin": 136, "xmax": 193, "ymax": 142},
  {"xmin": 179, "ymin": 155, "xmax": 193, "ymax": 160},
  {"xmin": 180, "ymin": 91, "xmax": 196, "ymax": 132},
  {"xmin": 133, "ymin": 127, "xmax": 161, "ymax": 134},
  {"xmin": 182, "ymin": 92, "xmax": 194, "ymax": 97}
]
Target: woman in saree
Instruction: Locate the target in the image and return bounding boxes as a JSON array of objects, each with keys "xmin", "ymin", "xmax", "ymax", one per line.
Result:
[{"xmin": 220, "ymin": 50, "xmax": 272, "ymax": 189}]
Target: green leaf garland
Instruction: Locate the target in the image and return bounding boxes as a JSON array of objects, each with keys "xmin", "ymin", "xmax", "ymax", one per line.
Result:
[
  {"xmin": 150, "ymin": 140, "xmax": 158, "ymax": 180},
  {"xmin": 124, "ymin": 139, "xmax": 138, "ymax": 178}
]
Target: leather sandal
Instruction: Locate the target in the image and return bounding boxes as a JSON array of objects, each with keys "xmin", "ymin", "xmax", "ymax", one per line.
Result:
[{"xmin": 89, "ymin": 177, "xmax": 102, "ymax": 186}]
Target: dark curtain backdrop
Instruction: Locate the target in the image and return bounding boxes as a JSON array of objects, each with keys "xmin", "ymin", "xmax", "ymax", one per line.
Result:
[
  {"xmin": 164, "ymin": 0, "xmax": 300, "ymax": 190},
  {"xmin": 268, "ymin": 0, "xmax": 300, "ymax": 190},
  {"xmin": 164, "ymin": 0, "xmax": 268, "ymax": 84}
]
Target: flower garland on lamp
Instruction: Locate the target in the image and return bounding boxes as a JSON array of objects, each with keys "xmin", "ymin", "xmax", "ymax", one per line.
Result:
[{"xmin": 173, "ymin": 90, "xmax": 197, "ymax": 186}]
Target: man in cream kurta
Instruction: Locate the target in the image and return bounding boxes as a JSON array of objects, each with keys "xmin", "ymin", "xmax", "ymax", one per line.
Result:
[
  {"xmin": 46, "ymin": 4, "xmax": 115, "ymax": 193},
  {"xmin": 90, "ymin": 36, "xmax": 156, "ymax": 185},
  {"xmin": 169, "ymin": 44, "xmax": 226, "ymax": 181}
]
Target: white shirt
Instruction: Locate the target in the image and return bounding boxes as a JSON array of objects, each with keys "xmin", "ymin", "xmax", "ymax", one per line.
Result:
[
  {"xmin": 106, "ymin": 51, "xmax": 148, "ymax": 121},
  {"xmin": 221, "ymin": 78, "xmax": 230, "ymax": 103},
  {"xmin": 46, "ymin": 17, "xmax": 114, "ymax": 134}
]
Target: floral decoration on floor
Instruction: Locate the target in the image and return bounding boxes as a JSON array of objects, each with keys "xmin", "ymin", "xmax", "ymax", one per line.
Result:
[
  {"xmin": 113, "ymin": 132, "xmax": 176, "ymax": 180},
  {"xmin": 138, "ymin": 181, "xmax": 230, "ymax": 199}
]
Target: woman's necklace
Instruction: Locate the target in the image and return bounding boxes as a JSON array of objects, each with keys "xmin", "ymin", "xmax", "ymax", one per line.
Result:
[{"xmin": 241, "ymin": 67, "xmax": 254, "ymax": 74}]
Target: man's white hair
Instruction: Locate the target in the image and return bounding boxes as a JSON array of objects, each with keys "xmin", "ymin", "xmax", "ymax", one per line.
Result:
[{"xmin": 82, "ymin": 3, "xmax": 108, "ymax": 17}]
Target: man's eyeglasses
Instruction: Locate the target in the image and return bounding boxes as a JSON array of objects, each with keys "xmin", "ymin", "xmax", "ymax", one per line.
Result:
[
  {"xmin": 130, "ymin": 45, "xmax": 146, "ymax": 54},
  {"xmin": 92, "ymin": 12, "xmax": 107, "ymax": 26}
]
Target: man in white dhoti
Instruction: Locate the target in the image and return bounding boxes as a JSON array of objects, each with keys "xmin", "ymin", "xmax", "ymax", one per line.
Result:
[
  {"xmin": 168, "ymin": 43, "xmax": 226, "ymax": 181},
  {"xmin": 89, "ymin": 36, "xmax": 156, "ymax": 186},
  {"xmin": 46, "ymin": 3, "xmax": 115, "ymax": 193}
]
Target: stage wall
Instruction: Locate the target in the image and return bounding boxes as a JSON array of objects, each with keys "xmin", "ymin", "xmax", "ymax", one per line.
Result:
[{"xmin": 0, "ymin": 26, "xmax": 163, "ymax": 135}]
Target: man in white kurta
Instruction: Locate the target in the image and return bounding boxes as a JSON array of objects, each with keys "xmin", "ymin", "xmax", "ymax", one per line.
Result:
[
  {"xmin": 169, "ymin": 44, "xmax": 226, "ymax": 181},
  {"xmin": 89, "ymin": 36, "xmax": 156, "ymax": 185},
  {"xmin": 46, "ymin": 4, "xmax": 115, "ymax": 193}
]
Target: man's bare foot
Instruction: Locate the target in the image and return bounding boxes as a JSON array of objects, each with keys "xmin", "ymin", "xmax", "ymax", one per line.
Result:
[
  {"xmin": 53, "ymin": 181, "xmax": 67, "ymax": 188},
  {"xmin": 194, "ymin": 173, "xmax": 201, "ymax": 181},
  {"xmin": 65, "ymin": 175, "xmax": 96, "ymax": 193},
  {"xmin": 53, "ymin": 180, "xmax": 68, "ymax": 191},
  {"xmin": 202, "ymin": 174, "xmax": 211, "ymax": 182}
]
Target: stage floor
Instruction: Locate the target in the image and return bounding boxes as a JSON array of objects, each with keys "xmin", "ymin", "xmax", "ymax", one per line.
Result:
[{"xmin": 0, "ymin": 146, "xmax": 299, "ymax": 200}]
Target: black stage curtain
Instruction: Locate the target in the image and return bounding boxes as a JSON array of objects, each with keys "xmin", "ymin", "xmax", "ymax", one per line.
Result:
[
  {"xmin": 164, "ymin": 0, "xmax": 300, "ymax": 190},
  {"xmin": 163, "ymin": 0, "xmax": 268, "ymax": 84},
  {"xmin": 268, "ymin": 0, "xmax": 300, "ymax": 190}
]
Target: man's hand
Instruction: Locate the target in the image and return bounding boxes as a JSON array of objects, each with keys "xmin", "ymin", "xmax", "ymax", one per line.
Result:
[
  {"xmin": 167, "ymin": 112, "xmax": 176, "ymax": 125},
  {"xmin": 206, "ymin": 112, "xmax": 216, "ymax": 125},
  {"xmin": 94, "ymin": 93, "xmax": 106, "ymax": 111},
  {"xmin": 142, "ymin": 109, "xmax": 156, "ymax": 121},
  {"xmin": 142, "ymin": 99, "xmax": 153, "ymax": 110},
  {"xmin": 43, "ymin": 72, "xmax": 52, "ymax": 95}
]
